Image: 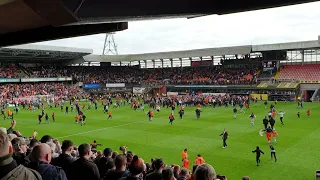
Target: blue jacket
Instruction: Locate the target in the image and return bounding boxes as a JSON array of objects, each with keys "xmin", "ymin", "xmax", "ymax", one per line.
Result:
[{"xmin": 28, "ymin": 161, "xmax": 67, "ymax": 180}]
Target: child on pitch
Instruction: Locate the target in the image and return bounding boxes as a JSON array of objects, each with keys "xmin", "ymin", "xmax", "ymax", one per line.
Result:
[
  {"xmin": 81, "ymin": 114, "xmax": 86, "ymax": 126},
  {"xmin": 269, "ymin": 144, "xmax": 277, "ymax": 162},
  {"xmin": 107, "ymin": 111, "xmax": 112, "ymax": 120},
  {"xmin": 156, "ymin": 104, "xmax": 160, "ymax": 113},
  {"xmin": 52, "ymin": 112, "xmax": 55, "ymax": 122},
  {"xmin": 38, "ymin": 114, "xmax": 42, "ymax": 124},
  {"xmin": 239, "ymin": 102, "xmax": 244, "ymax": 113},
  {"xmin": 307, "ymin": 109, "xmax": 310, "ymax": 118},
  {"xmin": 297, "ymin": 112, "xmax": 300, "ymax": 118},
  {"xmin": 169, "ymin": 113, "xmax": 175, "ymax": 125},
  {"xmin": 252, "ymin": 146, "xmax": 264, "ymax": 166},
  {"xmin": 233, "ymin": 107, "xmax": 237, "ymax": 119},
  {"xmin": 45, "ymin": 113, "xmax": 49, "ymax": 124},
  {"xmin": 195, "ymin": 108, "xmax": 201, "ymax": 120},
  {"xmin": 147, "ymin": 110, "xmax": 154, "ymax": 121},
  {"xmin": 278, "ymin": 110, "xmax": 285, "ymax": 125},
  {"xmin": 178, "ymin": 109, "xmax": 184, "ymax": 119},
  {"xmin": 272, "ymin": 128, "xmax": 278, "ymax": 143},
  {"xmin": 249, "ymin": 112, "xmax": 256, "ymax": 126}
]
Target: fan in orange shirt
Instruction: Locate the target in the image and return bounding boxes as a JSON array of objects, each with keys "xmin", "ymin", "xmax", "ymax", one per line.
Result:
[
  {"xmin": 182, "ymin": 157, "xmax": 190, "ymax": 169},
  {"xmin": 194, "ymin": 154, "xmax": 205, "ymax": 165},
  {"xmin": 181, "ymin": 148, "xmax": 188, "ymax": 161},
  {"xmin": 148, "ymin": 110, "xmax": 154, "ymax": 121},
  {"xmin": 107, "ymin": 111, "xmax": 112, "ymax": 120}
]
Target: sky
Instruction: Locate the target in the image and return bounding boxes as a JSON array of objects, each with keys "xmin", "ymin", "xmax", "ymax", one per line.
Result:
[{"xmin": 33, "ymin": 2, "xmax": 320, "ymax": 55}]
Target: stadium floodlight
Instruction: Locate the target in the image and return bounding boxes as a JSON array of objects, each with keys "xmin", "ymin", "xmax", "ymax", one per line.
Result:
[{"xmin": 102, "ymin": 33, "xmax": 118, "ymax": 56}]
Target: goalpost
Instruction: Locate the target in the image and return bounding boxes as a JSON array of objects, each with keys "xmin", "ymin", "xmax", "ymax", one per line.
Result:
[{"xmin": 12, "ymin": 95, "xmax": 55, "ymax": 104}]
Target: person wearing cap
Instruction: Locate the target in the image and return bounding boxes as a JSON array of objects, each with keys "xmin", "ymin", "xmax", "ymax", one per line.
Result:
[
  {"xmin": 145, "ymin": 158, "xmax": 165, "ymax": 180},
  {"xmin": 97, "ymin": 147, "xmax": 115, "ymax": 178},
  {"xmin": 0, "ymin": 131, "xmax": 42, "ymax": 180}
]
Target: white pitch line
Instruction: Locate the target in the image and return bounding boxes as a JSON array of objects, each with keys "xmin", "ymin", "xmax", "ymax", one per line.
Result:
[{"xmin": 57, "ymin": 120, "xmax": 146, "ymax": 139}]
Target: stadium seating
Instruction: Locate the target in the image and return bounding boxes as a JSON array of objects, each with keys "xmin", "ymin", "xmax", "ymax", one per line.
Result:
[
  {"xmin": 277, "ymin": 64, "xmax": 320, "ymax": 81},
  {"xmin": 2, "ymin": 65, "xmax": 258, "ymax": 85}
]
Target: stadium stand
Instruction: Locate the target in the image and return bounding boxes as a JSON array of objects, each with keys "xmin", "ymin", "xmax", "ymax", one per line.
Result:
[
  {"xmin": 277, "ymin": 64, "xmax": 320, "ymax": 81},
  {"xmin": 15, "ymin": 65, "xmax": 259, "ymax": 85}
]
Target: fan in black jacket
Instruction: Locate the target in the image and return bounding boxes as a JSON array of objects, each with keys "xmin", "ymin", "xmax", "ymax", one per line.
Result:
[
  {"xmin": 252, "ymin": 146, "xmax": 264, "ymax": 166},
  {"xmin": 220, "ymin": 128, "xmax": 228, "ymax": 148}
]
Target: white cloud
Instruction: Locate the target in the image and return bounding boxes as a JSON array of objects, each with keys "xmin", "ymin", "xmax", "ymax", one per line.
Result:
[{"xmin": 33, "ymin": 2, "xmax": 320, "ymax": 55}]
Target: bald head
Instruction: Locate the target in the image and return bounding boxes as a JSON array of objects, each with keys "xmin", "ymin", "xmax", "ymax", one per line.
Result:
[
  {"xmin": 0, "ymin": 131, "xmax": 12, "ymax": 157},
  {"xmin": 30, "ymin": 143, "xmax": 52, "ymax": 163},
  {"xmin": 194, "ymin": 164, "xmax": 216, "ymax": 180}
]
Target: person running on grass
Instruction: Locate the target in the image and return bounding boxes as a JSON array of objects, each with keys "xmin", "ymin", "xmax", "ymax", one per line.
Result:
[
  {"xmin": 233, "ymin": 107, "xmax": 237, "ymax": 119},
  {"xmin": 278, "ymin": 110, "xmax": 285, "ymax": 125},
  {"xmin": 168, "ymin": 113, "xmax": 175, "ymax": 125},
  {"xmin": 269, "ymin": 144, "xmax": 277, "ymax": 162},
  {"xmin": 252, "ymin": 146, "xmax": 264, "ymax": 166}
]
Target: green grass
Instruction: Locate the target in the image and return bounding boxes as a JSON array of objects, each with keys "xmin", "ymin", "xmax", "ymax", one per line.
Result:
[{"xmin": 1, "ymin": 101, "xmax": 320, "ymax": 179}]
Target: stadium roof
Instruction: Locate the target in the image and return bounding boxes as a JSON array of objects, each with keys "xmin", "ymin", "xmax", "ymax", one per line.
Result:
[
  {"xmin": 0, "ymin": 0, "xmax": 317, "ymax": 46},
  {"xmin": 0, "ymin": 44, "xmax": 92, "ymax": 63},
  {"xmin": 84, "ymin": 45, "xmax": 252, "ymax": 62},
  {"xmin": 84, "ymin": 40, "xmax": 320, "ymax": 62},
  {"xmin": 1, "ymin": 39, "xmax": 320, "ymax": 63}
]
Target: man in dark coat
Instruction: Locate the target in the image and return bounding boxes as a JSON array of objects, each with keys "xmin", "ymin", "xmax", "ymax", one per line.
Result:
[
  {"xmin": 70, "ymin": 143, "xmax": 100, "ymax": 180},
  {"xmin": 28, "ymin": 143, "xmax": 67, "ymax": 180},
  {"xmin": 220, "ymin": 128, "xmax": 228, "ymax": 148},
  {"xmin": 51, "ymin": 140, "xmax": 76, "ymax": 179}
]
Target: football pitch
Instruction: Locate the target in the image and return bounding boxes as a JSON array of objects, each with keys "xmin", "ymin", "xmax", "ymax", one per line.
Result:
[{"xmin": 1, "ymin": 101, "xmax": 320, "ymax": 179}]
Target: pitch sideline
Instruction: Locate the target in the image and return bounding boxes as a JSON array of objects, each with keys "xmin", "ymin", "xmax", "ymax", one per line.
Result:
[{"xmin": 57, "ymin": 120, "xmax": 146, "ymax": 139}]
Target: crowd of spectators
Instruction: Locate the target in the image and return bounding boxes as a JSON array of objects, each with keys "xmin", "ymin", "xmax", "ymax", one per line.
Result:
[
  {"xmin": 18, "ymin": 65, "xmax": 258, "ymax": 85},
  {"xmin": 0, "ymin": 83, "xmax": 88, "ymax": 100},
  {"xmin": 0, "ymin": 121, "xmax": 251, "ymax": 180},
  {"xmin": 0, "ymin": 64, "xmax": 24, "ymax": 78}
]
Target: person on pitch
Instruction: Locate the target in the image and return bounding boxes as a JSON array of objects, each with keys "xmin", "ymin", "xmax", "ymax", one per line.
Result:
[
  {"xmin": 307, "ymin": 109, "xmax": 311, "ymax": 118},
  {"xmin": 147, "ymin": 110, "xmax": 154, "ymax": 121},
  {"xmin": 169, "ymin": 113, "xmax": 175, "ymax": 125},
  {"xmin": 269, "ymin": 144, "xmax": 277, "ymax": 162},
  {"xmin": 233, "ymin": 107, "xmax": 237, "ymax": 119},
  {"xmin": 220, "ymin": 128, "xmax": 228, "ymax": 148},
  {"xmin": 249, "ymin": 112, "xmax": 256, "ymax": 126},
  {"xmin": 269, "ymin": 117, "xmax": 275, "ymax": 129},
  {"xmin": 178, "ymin": 108, "xmax": 184, "ymax": 120},
  {"xmin": 195, "ymin": 108, "xmax": 201, "ymax": 120},
  {"xmin": 107, "ymin": 111, "xmax": 112, "ymax": 120},
  {"xmin": 252, "ymin": 146, "xmax": 264, "ymax": 166},
  {"xmin": 278, "ymin": 110, "xmax": 285, "ymax": 125}
]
